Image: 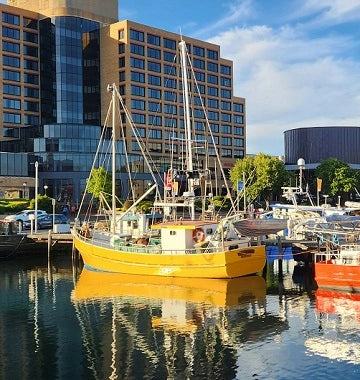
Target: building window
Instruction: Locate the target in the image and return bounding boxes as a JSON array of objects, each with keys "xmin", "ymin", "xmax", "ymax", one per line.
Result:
[
  {"xmin": 193, "ymin": 58, "xmax": 205, "ymax": 70},
  {"xmin": 24, "ymin": 101, "xmax": 39, "ymax": 112},
  {"xmin": 130, "ymin": 29, "xmax": 144, "ymax": 42},
  {"xmin": 3, "ymin": 84, "xmax": 20, "ymax": 95},
  {"xmin": 148, "ymin": 74, "xmax": 161, "ymax": 86},
  {"xmin": 208, "ymin": 98, "xmax": 218, "ymax": 109},
  {"xmin": 3, "ymin": 69, "xmax": 20, "ymax": 81},
  {"xmin": 164, "ymin": 118, "xmax": 177, "ymax": 128},
  {"xmin": 221, "ymin": 125, "xmax": 232, "ymax": 134},
  {"xmin": 193, "ymin": 46, "xmax": 205, "ymax": 57},
  {"xmin": 194, "ymin": 121, "xmax": 205, "ymax": 131},
  {"xmin": 234, "ymin": 127, "xmax": 244, "ymax": 135},
  {"xmin": 130, "ymin": 57, "xmax": 145, "ymax": 69},
  {"xmin": 194, "ymin": 71, "xmax": 205, "ymax": 82},
  {"xmin": 132, "ymin": 113, "xmax": 146, "ymax": 124},
  {"xmin": 207, "ymin": 74, "xmax": 218, "ymax": 85},
  {"xmin": 148, "ymin": 101, "xmax": 161, "ymax": 112},
  {"xmin": 221, "ymin": 113, "xmax": 231, "ymax": 122},
  {"xmin": 148, "ymin": 88, "xmax": 161, "ymax": 99},
  {"xmin": 149, "ymin": 129, "xmax": 162, "ymax": 139},
  {"xmin": 207, "ymin": 86, "xmax": 218, "ymax": 96},
  {"xmin": 234, "ymin": 149, "xmax": 244, "ymax": 158},
  {"xmin": 197, "ymin": 84, "xmax": 205, "ymax": 94},
  {"xmin": 23, "ymin": 45, "xmax": 38, "ymax": 57},
  {"xmin": 148, "ymin": 115, "xmax": 162, "ymax": 126},
  {"xmin": 163, "ymin": 38, "xmax": 176, "ymax": 50},
  {"xmin": 3, "ymin": 98, "xmax": 20, "ymax": 110},
  {"xmin": 3, "ymin": 55, "xmax": 20, "ymax": 68},
  {"xmin": 147, "ymin": 33, "xmax": 160, "ymax": 46},
  {"xmin": 210, "ymin": 123, "xmax": 219, "ymax": 133},
  {"xmin": 222, "ymin": 137, "xmax": 232, "ymax": 146},
  {"xmin": 3, "ymin": 112, "xmax": 21, "ymax": 124},
  {"xmin": 221, "ymin": 77, "xmax": 231, "ymax": 87},
  {"xmin": 209, "ymin": 135, "xmax": 219, "ymax": 144},
  {"xmin": 221, "ymin": 148, "xmax": 232, "ymax": 157},
  {"xmin": 194, "ymin": 109, "xmax": 205, "ymax": 119},
  {"xmin": 131, "ymin": 85, "xmax": 145, "ymax": 97},
  {"xmin": 208, "ymin": 111, "xmax": 219, "ymax": 121},
  {"xmin": 132, "ymin": 141, "xmax": 141, "ymax": 151},
  {"xmin": 234, "ymin": 115, "xmax": 244, "ymax": 124},
  {"xmin": 147, "ymin": 47, "xmax": 161, "ymax": 59},
  {"xmin": 163, "ymin": 51, "xmax": 176, "ymax": 62},
  {"xmin": 24, "ymin": 73, "xmax": 38, "ymax": 84},
  {"xmin": 131, "ymin": 71, "xmax": 144, "ymax": 83},
  {"xmin": 23, "ymin": 59, "xmax": 38, "ymax": 71},
  {"xmin": 207, "ymin": 49, "xmax": 218, "ymax": 60},
  {"xmin": 23, "ymin": 17, "xmax": 38, "ymax": 30},
  {"xmin": 234, "ymin": 138, "xmax": 244, "ymax": 147},
  {"xmin": 164, "ymin": 78, "xmax": 176, "ymax": 89},
  {"xmin": 2, "ymin": 12, "xmax": 20, "ymax": 25},
  {"xmin": 119, "ymin": 57, "xmax": 125, "ymax": 67},
  {"xmin": 2, "ymin": 26, "xmax": 20, "ymax": 39},
  {"xmin": 24, "ymin": 115, "xmax": 39, "ymax": 125},
  {"xmin": 23, "ymin": 31, "xmax": 38, "ymax": 44},
  {"xmin": 207, "ymin": 62, "xmax": 218, "ymax": 72},
  {"xmin": 164, "ymin": 104, "xmax": 177, "ymax": 114},
  {"xmin": 130, "ymin": 43, "xmax": 144, "ymax": 56},
  {"xmin": 131, "ymin": 127, "xmax": 146, "ymax": 137},
  {"xmin": 118, "ymin": 29, "xmax": 124, "ymax": 40},
  {"xmin": 233, "ymin": 103, "xmax": 244, "ymax": 112},
  {"xmin": 164, "ymin": 90, "xmax": 176, "ymax": 101},
  {"xmin": 221, "ymin": 101, "xmax": 231, "ymax": 111},
  {"xmin": 131, "ymin": 99, "xmax": 145, "ymax": 110},
  {"xmin": 2, "ymin": 41, "xmax": 20, "ymax": 53},
  {"xmin": 164, "ymin": 64, "xmax": 176, "ymax": 75},
  {"xmin": 24, "ymin": 87, "xmax": 39, "ymax": 98},
  {"xmin": 148, "ymin": 142, "xmax": 162, "ymax": 152},
  {"xmin": 221, "ymin": 89, "xmax": 231, "ymax": 99},
  {"xmin": 220, "ymin": 65, "xmax": 231, "ymax": 75},
  {"xmin": 119, "ymin": 43, "xmax": 125, "ymax": 54},
  {"xmin": 148, "ymin": 61, "xmax": 161, "ymax": 72},
  {"xmin": 119, "ymin": 71, "xmax": 125, "ymax": 82}
]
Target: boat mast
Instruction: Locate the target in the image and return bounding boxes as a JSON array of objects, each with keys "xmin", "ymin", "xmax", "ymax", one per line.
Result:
[
  {"xmin": 179, "ymin": 40, "xmax": 195, "ymax": 219},
  {"xmin": 108, "ymin": 83, "xmax": 117, "ymax": 235}
]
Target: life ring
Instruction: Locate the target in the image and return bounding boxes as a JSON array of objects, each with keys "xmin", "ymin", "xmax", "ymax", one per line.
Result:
[{"xmin": 193, "ymin": 227, "xmax": 205, "ymax": 243}]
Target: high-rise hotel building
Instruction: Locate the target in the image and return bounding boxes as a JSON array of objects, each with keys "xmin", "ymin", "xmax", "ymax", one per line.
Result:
[{"xmin": 0, "ymin": 0, "xmax": 245, "ymax": 201}]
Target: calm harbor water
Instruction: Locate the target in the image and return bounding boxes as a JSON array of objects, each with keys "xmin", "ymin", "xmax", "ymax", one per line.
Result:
[{"xmin": 1, "ymin": 250, "xmax": 360, "ymax": 380}]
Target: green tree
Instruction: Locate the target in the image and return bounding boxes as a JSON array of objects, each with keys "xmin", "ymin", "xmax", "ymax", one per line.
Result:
[
  {"xmin": 86, "ymin": 167, "xmax": 112, "ymax": 199},
  {"xmin": 230, "ymin": 153, "xmax": 290, "ymax": 210},
  {"xmin": 29, "ymin": 195, "xmax": 53, "ymax": 213},
  {"xmin": 315, "ymin": 158, "xmax": 359, "ymax": 201}
]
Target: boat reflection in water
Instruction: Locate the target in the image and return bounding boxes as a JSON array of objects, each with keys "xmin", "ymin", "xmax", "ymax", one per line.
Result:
[
  {"xmin": 305, "ymin": 288, "xmax": 360, "ymax": 365},
  {"xmin": 71, "ymin": 270, "xmax": 270, "ymax": 379}
]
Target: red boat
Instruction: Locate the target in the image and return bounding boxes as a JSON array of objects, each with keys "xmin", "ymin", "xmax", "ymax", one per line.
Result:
[{"xmin": 314, "ymin": 244, "xmax": 360, "ymax": 291}]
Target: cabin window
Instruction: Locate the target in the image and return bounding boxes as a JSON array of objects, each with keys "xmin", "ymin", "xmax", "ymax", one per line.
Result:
[
  {"xmin": 170, "ymin": 231, "xmax": 176, "ymax": 235},
  {"xmin": 132, "ymin": 222, "xmax": 138, "ymax": 229},
  {"xmin": 206, "ymin": 228, "xmax": 213, "ymax": 234}
]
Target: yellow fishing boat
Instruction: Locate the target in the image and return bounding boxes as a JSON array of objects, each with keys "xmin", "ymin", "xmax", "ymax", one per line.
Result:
[{"xmin": 72, "ymin": 41, "xmax": 266, "ymax": 278}]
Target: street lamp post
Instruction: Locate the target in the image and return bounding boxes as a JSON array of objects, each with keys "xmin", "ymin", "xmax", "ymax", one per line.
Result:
[
  {"xmin": 22, "ymin": 182, "xmax": 27, "ymax": 199},
  {"xmin": 44, "ymin": 185, "xmax": 48, "ymax": 196}
]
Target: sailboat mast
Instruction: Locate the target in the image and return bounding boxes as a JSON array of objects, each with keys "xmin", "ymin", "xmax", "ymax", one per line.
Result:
[
  {"xmin": 108, "ymin": 83, "xmax": 116, "ymax": 235},
  {"xmin": 179, "ymin": 40, "xmax": 195, "ymax": 219}
]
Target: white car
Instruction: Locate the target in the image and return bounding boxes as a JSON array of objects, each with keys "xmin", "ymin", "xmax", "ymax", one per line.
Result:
[{"xmin": 4, "ymin": 210, "xmax": 47, "ymax": 228}]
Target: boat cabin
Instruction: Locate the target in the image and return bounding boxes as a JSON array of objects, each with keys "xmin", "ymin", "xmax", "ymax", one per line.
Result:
[{"xmin": 152, "ymin": 220, "xmax": 218, "ymax": 252}]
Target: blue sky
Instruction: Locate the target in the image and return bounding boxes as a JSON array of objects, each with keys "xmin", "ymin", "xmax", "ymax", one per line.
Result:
[
  {"xmin": 119, "ymin": 0, "xmax": 360, "ymax": 156},
  {"xmin": 3, "ymin": 0, "xmax": 360, "ymax": 156}
]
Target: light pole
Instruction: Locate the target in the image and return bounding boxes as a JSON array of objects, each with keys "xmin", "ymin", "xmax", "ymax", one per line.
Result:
[
  {"xmin": 44, "ymin": 185, "xmax": 48, "ymax": 196},
  {"xmin": 22, "ymin": 182, "xmax": 27, "ymax": 199},
  {"xmin": 35, "ymin": 161, "xmax": 38, "ymax": 233}
]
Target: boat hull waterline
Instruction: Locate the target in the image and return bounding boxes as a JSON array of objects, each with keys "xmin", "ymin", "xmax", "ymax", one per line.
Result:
[{"xmin": 73, "ymin": 233, "xmax": 266, "ymax": 278}]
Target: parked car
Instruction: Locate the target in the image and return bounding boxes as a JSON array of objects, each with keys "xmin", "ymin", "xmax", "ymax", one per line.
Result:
[
  {"xmin": 36, "ymin": 214, "xmax": 69, "ymax": 230},
  {"xmin": 4, "ymin": 210, "xmax": 47, "ymax": 228}
]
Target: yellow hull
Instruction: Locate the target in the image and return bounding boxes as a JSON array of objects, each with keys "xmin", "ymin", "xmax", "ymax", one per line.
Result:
[
  {"xmin": 72, "ymin": 268, "xmax": 266, "ymax": 307},
  {"xmin": 73, "ymin": 233, "xmax": 266, "ymax": 278}
]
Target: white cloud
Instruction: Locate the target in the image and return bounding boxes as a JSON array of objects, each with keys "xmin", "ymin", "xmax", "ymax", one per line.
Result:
[{"xmin": 209, "ymin": 24, "xmax": 360, "ymax": 155}]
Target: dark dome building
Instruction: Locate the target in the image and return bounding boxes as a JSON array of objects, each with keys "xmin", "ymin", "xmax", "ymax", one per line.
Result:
[{"xmin": 284, "ymin": 126, "xmax": 360, "ymax": 169}]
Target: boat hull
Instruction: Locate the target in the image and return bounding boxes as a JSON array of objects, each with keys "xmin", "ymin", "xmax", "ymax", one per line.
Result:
[
  {"xmin": 315, "ymin": 262, "xmax": 360, "ymax": 292},
  {"xmin": 73, "ymin": 233, "xmax": 266, "ymax": 278}
]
